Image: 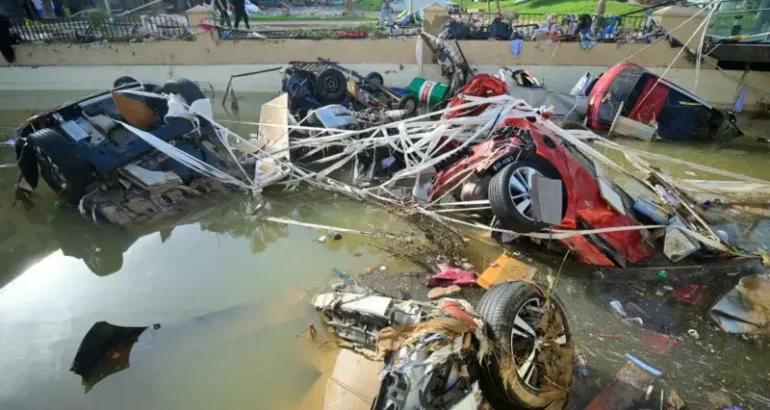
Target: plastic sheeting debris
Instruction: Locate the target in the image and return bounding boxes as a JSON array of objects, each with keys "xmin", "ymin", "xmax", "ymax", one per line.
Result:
[{"xmin": 711, "ymin": 274, "xmax": 770, "ymax": 334}]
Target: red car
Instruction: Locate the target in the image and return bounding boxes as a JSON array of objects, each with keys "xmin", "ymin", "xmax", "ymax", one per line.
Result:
[
  {"xmin": 586, "ymin": 63, "xmax": 740, "ymax": 142},
  {"xmin": 431, "ymin": 75, "xmax": 655, "ymax": 267}
]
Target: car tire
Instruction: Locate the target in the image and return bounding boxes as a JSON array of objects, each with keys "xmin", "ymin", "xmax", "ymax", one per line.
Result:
[
  {"xmin": 488, "ymin": 158, "xmax": 562, "ymax": 233},
  {"xmin": 364, "ymin": 71, "xmax": 384, "ymax": 91},
  {"xmin": 398, "ymin": 94, "xmax": 419, "ymax": 117},
  {"xmin": 315, "ymin": 68, "xmax": 347, "ymax": 103},
  {"xmin": 161, "ymin": 78, "xmax": 206, "ymax": 104},
  {"xmin": 29, "ymin": 128, "xmax": 95, "ymax": 202},
  {"xmin": 477, "ymin": 282, "xmax": 574, "ymax": 410},
  {"xmin": 285, "ymin": 71, "xmax": 317, "ymax": 100},
  {"xmin": 113, "ymin": 76, "xmax": 139, "ymax": 88}
]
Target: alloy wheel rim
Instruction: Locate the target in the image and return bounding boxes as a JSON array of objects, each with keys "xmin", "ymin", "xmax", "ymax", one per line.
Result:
[
  {"xmin": 324, "ymin": 76, "xmax": 339, "ymax": 93},
  {"xmin": 508, "ymin": 297, "xmax": 568, "ymax": 391},
  {"xmin": 507, "ymin": 166, "xmax": 542, "ymax": 221}
]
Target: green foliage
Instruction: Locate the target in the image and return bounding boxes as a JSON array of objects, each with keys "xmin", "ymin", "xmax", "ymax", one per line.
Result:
[{"xmin": 86, "ymin": 9, "xmax": 109, "ymax": 26}]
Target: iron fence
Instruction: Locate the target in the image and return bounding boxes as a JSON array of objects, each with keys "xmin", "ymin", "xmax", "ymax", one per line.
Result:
[
  {"xmin": 220, "ymin": 25, "xmax": 420, "ymax": 40},
  {"xmin": 475, "ymin": 12, "xmax": 653, "ymax": 40},
  {"xmin": 10, "ymin": 14, "xmax": 192, "ymax": 43}
]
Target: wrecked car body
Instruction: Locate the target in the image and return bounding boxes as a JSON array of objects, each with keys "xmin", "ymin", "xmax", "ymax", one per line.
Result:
[
  {"xmin": 313, "ymin": 281, "xmax": 574, "ymax": 409},
  {"xmin": 14, "ymin": 77, "xmax": 287, "ymax": 226},
  {"xmin": 586, "ymin": 63, "xmax": 741, "ymax": 142},
  {"xmin": 281, "ymin": 59, "xmax": 419, "ymax": 121},
  {"xmin": 258, "ymin": 71, "xmax": 766, "ymax": 268}
]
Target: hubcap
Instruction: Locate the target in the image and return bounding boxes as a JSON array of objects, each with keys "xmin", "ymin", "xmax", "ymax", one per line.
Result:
[
  {"xmin": 509, "ymin": 297, "xmax": 568, "ymax": 390},
  {"xmin": 324, "ymin": 77, "xmax": 339, "ymax": 93},
  {"xmin": 508, "ymin": 166, "xmax": 542, "ymax": 221}
]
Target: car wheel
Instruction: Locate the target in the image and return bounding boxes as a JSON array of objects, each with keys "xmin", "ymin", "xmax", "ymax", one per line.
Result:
[
  {"xmin": 29, "ymin": 128, "xmax": 95, "ymax": 202},
  {"xmin": 477, "ymin": 282, "xmax": 574, "ymax": 410},
  {"xmin": 285, "ymin": 71, "xmax": 317, "ymax": 100},
  {"xmin": 364, "ymin": 71, "xmax": 384, "ymax": 91},
  {"xmin": 315, "ymin": 68, "xmax": 347, "ymax": 103},
  {"xmin": 397, "ymin": 94, "xmax": 419, "ymax": 117},
  {"xmin": 488, "ymin": 158, "xmax": 562, "ymax": 233},
  {"xmin": 113, "ymin": 76, "xmax": 139, "ymax": 88},
  {"xmin": 161, "ymin": 78, "xmax": 206, "ymax": 104}
]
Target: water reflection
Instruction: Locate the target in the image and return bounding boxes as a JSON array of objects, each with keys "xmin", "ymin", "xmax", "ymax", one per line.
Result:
[
  {"xmin": 50, "ymin": 211, "xmax": 138, "ymax": 276},
  {"xmin": 3, "ymin": 189, "xmax": 373, "ymax": 280},
  {"xmin": 66, "ymin": 301, "xmax": 320, "ymax": 405}
]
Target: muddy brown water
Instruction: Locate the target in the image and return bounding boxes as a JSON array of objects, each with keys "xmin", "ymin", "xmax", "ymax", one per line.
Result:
[{"xmin": 1, "ymin": 91, "xmax": 770, "ymax": 410}]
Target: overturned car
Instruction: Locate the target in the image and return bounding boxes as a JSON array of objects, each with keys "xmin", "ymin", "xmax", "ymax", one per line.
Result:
[
  {"xmin": 14, "ymin": 77, "xmax": 283, "ymax": 226},
  {"xmin": 586, "ymin": 63, "xmax": 741, "ymax": 142}
]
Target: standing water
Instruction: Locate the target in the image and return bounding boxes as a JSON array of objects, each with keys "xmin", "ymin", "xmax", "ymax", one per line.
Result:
[{"xmin": 1, "ymin": 91, "xmax": 769, "ymax": 410}]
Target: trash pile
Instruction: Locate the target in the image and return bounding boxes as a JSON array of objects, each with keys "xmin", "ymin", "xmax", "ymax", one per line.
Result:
[
  {"xmin": 224, "ymin": 36, "xmax": 766, "ymax": 271},
  {"xmin": 9, "ymin": 18, "xmax": 770, "ymax": 408}
]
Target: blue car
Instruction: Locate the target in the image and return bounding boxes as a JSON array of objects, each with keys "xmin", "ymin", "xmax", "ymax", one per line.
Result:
[
  {"xmin": 14, "ymin": 77, "xmax": 246, "ymax": 225},
  {"xmin": 281, "ymin": 60, "xmax": 418, "ymax": 120}
]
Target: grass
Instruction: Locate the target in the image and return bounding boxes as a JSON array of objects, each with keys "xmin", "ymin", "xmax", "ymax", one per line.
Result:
[
  {"xmin": 356, "ymin": 0, "xmax": 643, "ymax": 15},
  {"xmin": 249, "ymin": 13, "xmax": 378, "ymax": 21}
]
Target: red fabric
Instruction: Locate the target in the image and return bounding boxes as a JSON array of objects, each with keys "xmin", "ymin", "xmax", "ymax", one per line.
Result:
[
  {"xmin": 442, "ymin": 74, "xmax": 508, "ymax": 120},
  {"xmin": 427, "ymin": 268, "xmax": 478, "ymax": 287},
  {"xmin": 628, "ymin": 77, "xmax": 668, "ymax": 124}
]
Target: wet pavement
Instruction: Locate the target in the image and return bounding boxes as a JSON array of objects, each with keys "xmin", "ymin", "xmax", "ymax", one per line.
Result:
[{"xmin": 1, "ymin": 91, "xmax": 770, "ymax": 410}]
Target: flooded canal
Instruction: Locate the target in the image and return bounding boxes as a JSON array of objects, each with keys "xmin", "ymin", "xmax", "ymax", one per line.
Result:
[{"xmin": 1, "ymin": 91, "xmax": 769, "ymax": 410}]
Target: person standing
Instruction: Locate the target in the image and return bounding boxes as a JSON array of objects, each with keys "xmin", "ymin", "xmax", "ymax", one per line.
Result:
[
  {"xmin": 214, "ymin": 0, "xmax": 232, "ymax": 28},
  {"xmin": 0, "ymin": 11, "xmax": 16, "ymax": 64},
  {"xmin": 232, "ymin": 0, "xmax": 250, "ymax": 30},
  {"xmin": 378, "ymin": 0, "xmax": 394, "ymax": 27}
]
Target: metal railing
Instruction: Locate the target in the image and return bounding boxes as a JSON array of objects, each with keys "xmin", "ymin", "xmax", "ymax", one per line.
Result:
[
  {"xmin": 709, "ymin": 7, "xmax": 770, "ymax": 38},
  {"xmin": 10, "ymin": 14, "xmax": 192, "ymax": 43},
  {"xmin": 446, "ymin": 11, "xmax": 654, "ymax": 41}
]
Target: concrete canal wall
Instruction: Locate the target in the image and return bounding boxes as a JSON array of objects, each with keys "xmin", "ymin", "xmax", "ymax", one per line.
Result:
[{"xmin": 1, "ymin": 8, "xmax": 768, "ymax": 111}]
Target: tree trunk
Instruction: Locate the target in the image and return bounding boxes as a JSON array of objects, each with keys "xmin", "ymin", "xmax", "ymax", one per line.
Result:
[
  {"xmin": 345, "ymin": 0, "xmax": 354, "ymax": 13},
  {"xmin": 496, "ymin": 0, "xmax": 500, "ymax": 13}
]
